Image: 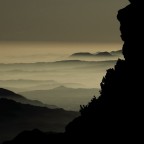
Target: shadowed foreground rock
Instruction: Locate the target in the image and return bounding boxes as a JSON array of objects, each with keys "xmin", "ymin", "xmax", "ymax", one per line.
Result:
[
  {"xmin": 3, "ymin": 0, "xmax": 144, "ymax": 143},
  {"xmin": 66, "ymin": 0, "xmax": 144, "ymax": 141}
]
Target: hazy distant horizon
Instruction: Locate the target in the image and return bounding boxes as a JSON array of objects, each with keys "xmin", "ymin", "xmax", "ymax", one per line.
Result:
[
  {"xmin": 0, "ymin": 42, "xmax": 122, "ymax": 63},
  {"xmin": 0, "ymin": 0, "xmax": 126, "ymax": 112},
  {"xmin": 0, "ymin": 42, "xmax": 122, "ymax": 90}
]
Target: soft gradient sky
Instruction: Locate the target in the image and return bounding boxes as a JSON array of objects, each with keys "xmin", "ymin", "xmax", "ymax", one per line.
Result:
[
  {"xmin": 0, "ymin": 0, "xmax": 129, "ymax": 94},
  {"xmin": 0, "ymin": 0, "xmax": 129, "ymax": 63},
  {"xmin": 0, "ymin": 0, "xmax": 129, "ymax": 42}
]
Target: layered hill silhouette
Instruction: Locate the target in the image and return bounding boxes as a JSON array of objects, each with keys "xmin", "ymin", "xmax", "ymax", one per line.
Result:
[
  {"xmin": 0, "ymin": 79, "xmax": 85, "ymax": 92},
  {"xmin": 2, "ymin": 0, "xmax": 143, "ymax": 143},
  {"xmin": 70, "ymin": 50, "xmax": 122, "ymax": 58},
  {"xmin": 19, "ymin": 86, "xmax": 99, "ymax": 111},
  {"xmin": 0, "ymin": 88, "xmax": 57, "ymax": 109},
  {"xmin": 0, "ymin": 98, "xmax": 78, "ymax": 144},
  {"xmin": 111, "ymin": 49, "xmax": 122, "ymax": 55}
]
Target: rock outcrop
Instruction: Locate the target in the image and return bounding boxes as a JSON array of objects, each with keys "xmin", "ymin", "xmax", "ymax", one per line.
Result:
[
  {"xmin": 117, "ymin": 0, "xmax": 143, "ymax": 62},
  {"xmin": 65, "ymin": 0, "xmax": 144, "ymax": 142}
]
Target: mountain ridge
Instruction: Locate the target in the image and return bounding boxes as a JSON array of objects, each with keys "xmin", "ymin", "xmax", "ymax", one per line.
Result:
[
  {"xmin": 0, "ymin": 98, "xmax": 79, "ymax": 144},
  {"xmin": 70, "ymin": 50, "xmax": 122, "ymax": 58},
  {"xmin": 19, "ymin": 86, "xmax": 100, "ymax": 111},
  {"xmin": 0, "ymin": 88, "xmax": 57, "ymax": 109}
]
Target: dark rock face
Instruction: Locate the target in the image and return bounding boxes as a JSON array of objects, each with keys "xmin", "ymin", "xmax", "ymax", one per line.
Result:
[
  {"xmin": 117, "ymin": 0, "xmax": 143, "ymax": 61},
  {"xmin": 66, "ymin": 1, "xmax": 144, "ymax": 141},
  {"xmin": 129, "ymin": 0, "xmax": 143, "ymax": 4}
]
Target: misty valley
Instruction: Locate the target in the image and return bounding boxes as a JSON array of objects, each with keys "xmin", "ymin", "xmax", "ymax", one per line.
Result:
[
  {"xmin": 1, "ymin": 0, "xmax": 140, "ymax": 143},
  {"xmin": 0, "ymin": 50, "xmax": 122, "ymax": 143}
]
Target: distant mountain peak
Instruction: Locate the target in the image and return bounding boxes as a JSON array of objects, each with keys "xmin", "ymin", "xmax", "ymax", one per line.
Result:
[
  {"xmin": 70, "ymin": 52, "xmax": 93, "ymax": 57},
  {"xmin": 110, "ymin": 50, "xmax": 122, "ymax": 55},
  {"xmin": 70, "ymin": 50, "xmax": 122, "ymax": 58},
  {"xmin": 110, "ymin": 49, "xmax": 122, "ymax": 53},
  {"xmin": 95, "ymin": 52, "xmax": 112, "ymax": 56}
]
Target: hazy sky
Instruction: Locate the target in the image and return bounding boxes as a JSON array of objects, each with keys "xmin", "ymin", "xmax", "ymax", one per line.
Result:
[{"xmin": 0, "ymin": 0, "xmax": 129, "ymax": 42}]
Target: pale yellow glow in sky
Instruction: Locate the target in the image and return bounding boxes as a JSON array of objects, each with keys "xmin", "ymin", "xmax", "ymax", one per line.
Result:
[{"xmin": 0, "ymin": 42, "xmax": 123, "ymax": 63}]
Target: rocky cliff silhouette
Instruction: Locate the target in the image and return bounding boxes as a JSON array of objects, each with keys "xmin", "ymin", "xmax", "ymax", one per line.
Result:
[
  {"xmin": 65, "ymin": 0, "xmax": 143, "ymax": 142},
  {"xmin": 3, "ymin": 0, "xmax": 143, "ymax": 143},
  {"xmin": 117, "ymin": 0, "xmax": 143, "ymax": 62}
]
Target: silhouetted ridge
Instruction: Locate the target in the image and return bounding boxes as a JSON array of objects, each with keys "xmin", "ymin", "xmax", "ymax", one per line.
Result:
[
  {"xmin": 65, "ymin": 0, "xmax": 144, "ymax": 141},
  {"xmin": 0, "ymin": 98, "xmax": 78, "ymax": 144},
  {"xmin": 70, "ymin": 51, "xmax": 117, "ymax": 58},
  {"xmin": 117, "ymin": 0, "xmax": 143, "ymax": 61},
  {"xmin": 71, "ymin": 52, "xmax": 92, "ymax": 57},
  {"xmin": 95, "ymin": 51, "xmax": 112, "ymax": 56},
  {"xmin": 0, "ymin": 88, "xmax": 57, "ymax": 109},
  {"xmin": 0, "ymin": 88, "xmax": 19, "ymax": 97}
]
